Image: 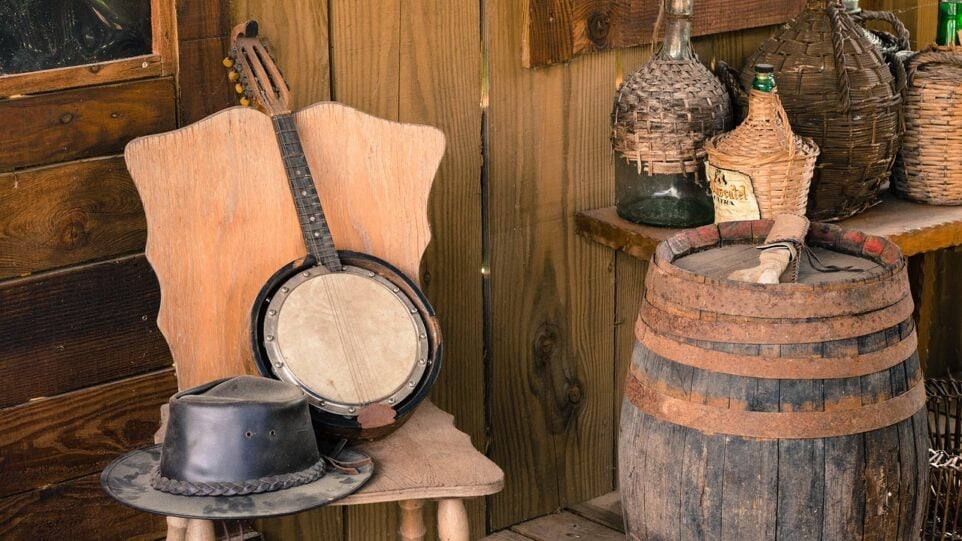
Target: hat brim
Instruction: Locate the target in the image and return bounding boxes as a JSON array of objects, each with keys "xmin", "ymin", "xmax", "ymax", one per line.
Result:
[{"xmin": 100, "ymin": 445, "xmax": 373, "ymax": 520}]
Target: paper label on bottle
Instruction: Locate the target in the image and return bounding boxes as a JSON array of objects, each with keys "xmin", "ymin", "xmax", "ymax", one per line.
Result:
[{"xmin": 707, "ymin": 163, "xmax": 761, "ymax": 223}]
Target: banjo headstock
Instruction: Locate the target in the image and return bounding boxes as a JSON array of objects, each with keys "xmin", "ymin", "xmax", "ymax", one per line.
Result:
[{"xmin": 224, "ymin": 20, "xmax": 292, "ymax": 116}]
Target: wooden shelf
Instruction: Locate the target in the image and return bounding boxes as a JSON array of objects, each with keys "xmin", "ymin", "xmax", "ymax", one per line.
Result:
[{"xmin": 576, "ymin": 191, "xmax": 962, "ymax": 261}]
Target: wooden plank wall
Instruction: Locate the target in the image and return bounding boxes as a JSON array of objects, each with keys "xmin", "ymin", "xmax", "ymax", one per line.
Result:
[{"xmin": 0, "ymin": 0, "xmax": 232, "ymax": 538}]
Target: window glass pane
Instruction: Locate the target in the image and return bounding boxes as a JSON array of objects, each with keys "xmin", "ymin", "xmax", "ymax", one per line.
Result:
[{"xmin": 0, "ymin": 0, "xmax": 151, "ymax": 75}]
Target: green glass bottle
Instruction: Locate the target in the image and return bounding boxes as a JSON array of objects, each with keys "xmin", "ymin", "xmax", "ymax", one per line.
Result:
[
  {"xmin": 937, "ymin": 0, "xmax": 959, "ymax": 46},
  {"xmin": 752, "ymin": 64, "xmax": 776, "ymax": 92}
]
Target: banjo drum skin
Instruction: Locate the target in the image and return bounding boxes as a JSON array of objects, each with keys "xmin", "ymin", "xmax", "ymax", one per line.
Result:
[
  {"xmin": 251, "ymin": 252, "xmax": 442, "ymax": 440},
  {"xmin": 231, "ymin": 22, "xmax": 442, "ymax": 440}
]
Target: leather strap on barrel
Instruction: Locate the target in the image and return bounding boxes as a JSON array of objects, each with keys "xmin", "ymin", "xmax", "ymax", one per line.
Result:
[
  {"xmin": 624, "ymin": 369, "xmax": 926, "ymax": 439},
  {"xmin": 641, "ymin": 293, "xmax": 914, "ymax": 344},
  {"xmin": 636, "ymin": 318, "xmax": 918, "ymax": 380}
]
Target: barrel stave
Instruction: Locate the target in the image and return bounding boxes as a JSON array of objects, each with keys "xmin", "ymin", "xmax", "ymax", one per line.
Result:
[{"xmin": 620, "ymin": 337, "xmax": 927, "ymax": 540}]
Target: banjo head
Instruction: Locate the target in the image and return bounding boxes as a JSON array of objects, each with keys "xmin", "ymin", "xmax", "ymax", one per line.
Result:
[{"xmin": 261, "ymin": 263, "xmax": 430, "ymax": 417}]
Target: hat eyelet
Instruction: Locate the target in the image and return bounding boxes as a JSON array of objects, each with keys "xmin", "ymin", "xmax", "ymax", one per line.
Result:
[{"xmin": 245, "ymin": 431, "xmax": 253, "ymax": 438}]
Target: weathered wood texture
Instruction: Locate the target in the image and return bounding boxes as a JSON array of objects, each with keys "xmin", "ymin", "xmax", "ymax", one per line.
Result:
[
  {"xmin": 0, "ymin": 78, "xmax": 176, "ymax": 173},
  {"xmin": 0, "ymin": 157, "xmax": 147, "ymax": 280},
  {"xmin": 909, "ymin": 248, "xmax": 962, "ymax": 377},
  {"xmin": 486, "ymin": 0, "xmax": 619, "ymax": 529},
  {"xmin": 578, "ymin": 191, "xmax": 962, "ymax": 262},
  {"xmin": 512, "ymin": 511, "xmax": 626, "ymax": 541},
  {"xmin": 522, "ymin": 0, "xmax": 803, "ymax": 67},
  {"xmin": 0, "ymin": 473, "xmax": 167, "ymax": 541},
  {"xmin": 0, "ymin": 370, "xmax": 175, "ymax": 540},
  {"xmin": 325, "ymin": 0, "xmax": 488, "ymax": 538},
  {"xmin": 620, "ymin": 224, "xmax": 928, "ymax": 541},
  {"xmin": 178, "ymin": 37, "xmax": 235, "ymax": 125},
  {"xmin": 0, "ymin": 370, "xmax": 176, "ymax": 498},
  {"xmin": 176, "ymin": 0, "xmax": 227, "ymax": 41},
  {"xmin": 232, "ymin": 0, "xmax": 332, "ymax": 109},
  {"xmin": 0, "ymin": 255, "xmax": 171, "ymax": 409}
]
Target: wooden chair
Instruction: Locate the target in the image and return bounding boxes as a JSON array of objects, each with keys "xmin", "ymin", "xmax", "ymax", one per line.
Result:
[{"xmin": 127, "ymin": 103, "xmax": 503, "ymax": 540}]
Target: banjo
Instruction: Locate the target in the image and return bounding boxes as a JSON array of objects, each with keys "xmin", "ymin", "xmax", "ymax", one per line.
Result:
[{"xmin": 227, "ymin": 21, "xmax": 442, "ymax": 440}]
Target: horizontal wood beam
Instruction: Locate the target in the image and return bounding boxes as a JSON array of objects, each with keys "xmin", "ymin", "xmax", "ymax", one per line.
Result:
[
  {"xmin": 0, "ymin": 254, "xmax": 172, "ymax": 409},
  {"xmin": 0, "ymin": 370, "xmax": 176, "ymax": 498},
  {"xmin": 523, "ymin": 0, "xmax": 805, "ymax": 67},
  {"xmin": 0, "ymin": 156, "xmax": 147, "ymax": 280},
  {"xmin": 0, "ymin": 77, "xmax": 176, "ymax": 173},
  {"xmin": 0, "ymin": 472, "xmax": 167, "ymax": 539},
  {"xmin": 576, "ymin": 192, "xmax": 962, "ymax": 262}
]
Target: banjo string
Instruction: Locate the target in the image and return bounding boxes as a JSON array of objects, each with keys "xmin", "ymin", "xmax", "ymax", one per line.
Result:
[
  {"xmin": 320, "ymin": 275, "xmax": 368, "ymax": 401},
  {"xmin": 332, "ymin": 276, "xmax": 376, "ymax": 402}
]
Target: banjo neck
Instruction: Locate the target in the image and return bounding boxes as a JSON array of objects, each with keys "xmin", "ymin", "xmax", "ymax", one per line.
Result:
[
  {"xmin": 226, "ymin": 21, "xmax": 342, "ymax": 272},
  {"xmin": 272, "ymin": 113, "xmax": 342, "ymax": 272}
]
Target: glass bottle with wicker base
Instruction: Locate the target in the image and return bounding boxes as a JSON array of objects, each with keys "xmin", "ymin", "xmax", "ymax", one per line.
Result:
[{"xmin": 611, "ymin": 0, "xmax": 731, "ymax": 228}]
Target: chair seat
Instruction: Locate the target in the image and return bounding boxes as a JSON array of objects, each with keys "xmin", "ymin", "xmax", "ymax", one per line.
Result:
[{"xmin": 334, "ymin": 400, "xmax": 504, "ymax": 505}]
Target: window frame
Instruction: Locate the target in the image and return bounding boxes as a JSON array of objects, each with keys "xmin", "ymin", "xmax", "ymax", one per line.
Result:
[{"xmin": 0, "ymin": 0, "xmax": 176, "ymax": 98}]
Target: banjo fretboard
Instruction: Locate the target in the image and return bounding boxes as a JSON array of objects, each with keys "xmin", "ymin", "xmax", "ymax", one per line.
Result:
[{"xmin": 272, "ymin": 113, "xmax": 342, "ymax": 272}]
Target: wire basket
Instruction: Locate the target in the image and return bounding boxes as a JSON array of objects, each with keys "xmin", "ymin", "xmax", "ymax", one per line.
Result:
[
  {"xmin": 892, "ymin": 48, "xmax": 962, "ymax": 205},
  {"xmin": 925, "ymin": 378, "xmax": 962, "ymax": 540},
  {"xmin": 736, "ymin": 0, "xmax": 902, "ymax": 221}
]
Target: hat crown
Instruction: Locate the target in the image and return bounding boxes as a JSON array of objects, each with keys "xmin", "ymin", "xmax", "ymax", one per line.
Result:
[{"xmin": 158, "ymin": 376, "xmax": 321, "ymax": 486}]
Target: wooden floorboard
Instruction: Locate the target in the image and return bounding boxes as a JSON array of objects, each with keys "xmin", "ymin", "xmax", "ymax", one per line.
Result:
[{"xmin": 481, "ymin": 492, "xmax": 626, "ymax": 541}]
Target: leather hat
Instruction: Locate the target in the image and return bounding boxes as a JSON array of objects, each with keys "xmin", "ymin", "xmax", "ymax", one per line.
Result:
[{"xmin": 100, "ymin": 376, "xmax": 373, "ymax": 519}]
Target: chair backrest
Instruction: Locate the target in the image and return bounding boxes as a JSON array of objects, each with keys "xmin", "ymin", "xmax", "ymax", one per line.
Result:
[{"xmin": 125, "ymin": 103, "xmax": 445, "ymax": 389}]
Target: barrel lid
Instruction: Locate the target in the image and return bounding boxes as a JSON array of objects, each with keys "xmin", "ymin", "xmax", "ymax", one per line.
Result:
[
  {"xmin": 646, "ymin": 220, "xmax": 908, "ymax": 322},
  {"xmin": 657, "ymin": 220, "xmax": 903, "ymax": 287}
]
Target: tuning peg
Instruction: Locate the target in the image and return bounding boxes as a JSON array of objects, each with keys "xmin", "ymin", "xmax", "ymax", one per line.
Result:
[
  {"xmin": 239, "ymin": 97, "xmax": 251, "ymax": 107},
  {"xmin": 223, "ymin": 57, "xmax": 234, "ymax": 68},
  {"xmin": 228, "ymin": 71, "xmax": 240, "ymax": 82},
  {"xmin": 234, "ymin": 83, "xmax": 245, "ymax": 94}
]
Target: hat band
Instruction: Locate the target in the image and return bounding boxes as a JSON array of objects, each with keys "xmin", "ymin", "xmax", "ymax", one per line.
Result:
[{"xmin": 150, "ymin": 456, "xmax": 327, "ymax": 497}]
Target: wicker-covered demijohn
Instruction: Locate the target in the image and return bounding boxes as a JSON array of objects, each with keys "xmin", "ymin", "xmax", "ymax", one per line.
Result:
[
  {"xmin": 612, "ymin": 59, "xmax": 731, "ymax": 177},
  {"xmin": 737, "ymin": 0, "xmax": 902, "ymax": 221},
  {"xmin": 611, "ymin": 0, "xmax": 732, "ymax": 225},
  {"xmin": 704, "ymin": 88, "xmax": 819, "ymax": 221},
  {"xmin": 892, "ymin": 48, "xmax": 962, "ymax": 205}
]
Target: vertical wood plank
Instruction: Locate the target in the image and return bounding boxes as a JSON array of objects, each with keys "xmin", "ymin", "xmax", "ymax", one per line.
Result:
[
  {"xmin": 486, "ymin": 0, "xmax": 617, "ymax": 528},
  {"xmin": 177, "ymin": 37, "xmax": 235, "ymax": 125},
  {"xmin": 330, "ymin": 0, "xmax": 401, "ymax": 116},
  {"xmin": 329, "ymin": 0, "xmax": 485, "ymax": 538},
  {"xmin": 231, "ymin": 0, "xmax": 332, "ymax": 109}
]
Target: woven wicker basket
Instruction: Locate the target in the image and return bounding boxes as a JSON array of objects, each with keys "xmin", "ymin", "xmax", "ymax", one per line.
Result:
[
  {"xmin": 925, "ymin": 378, "xmax": 962, "ymax": 540},
  {"xmin": 704, "ymin": 89, "xmax": 819, "ymax": 221},
  {"xmin": 612, "ymin": 32, "xmax": 731, "ymax": 177},
  {"xmin": 737, "ymin": 0, "xmax": 902, "ymax": 221},
  {"xmin": 892, "ymin": 48, "xmax": 962, "ymax": 205}
]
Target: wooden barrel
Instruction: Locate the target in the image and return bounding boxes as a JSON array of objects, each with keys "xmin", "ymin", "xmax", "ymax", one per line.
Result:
[{"xmin": 619, "ymin": 220, "xmax": 928, "ymax": 541}]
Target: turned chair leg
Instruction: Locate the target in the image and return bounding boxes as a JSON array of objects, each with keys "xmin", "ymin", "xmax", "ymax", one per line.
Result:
[
  {"xmin": 437, "ymin": 499, "xmax": 469, "ymax": 541},
  {"xmin": 166, "ymin": 517, "xmax": 188, "ymax": 541},
  {"xmin": 399, "ymin": 500, "xmax": 426, "ymax": 541}
]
